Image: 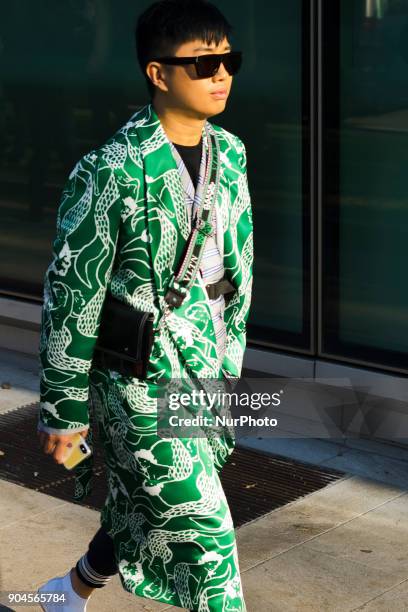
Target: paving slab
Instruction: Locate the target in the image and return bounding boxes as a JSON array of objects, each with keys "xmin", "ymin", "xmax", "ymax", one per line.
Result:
[
  {"xmin": 0, "ymin": 481, "xmax": 180, "ymax": 612},
  {"xmin": 321, "ymin": 447, "xmax": 408, "ymax": 489},
  {"xmin": 351, "ymin": 578, "xmax": 408, "ymax": 611},
  {"xmin": 239, "ymin": 436, "xmax": 347, "ymax": 466},
  {"xmin": 342, "ymin": 437, "xmax": 408, "ymax": 464},
  {"xmin": 303, "ymin": 492, "xmax": 408, "ymax": 577},
  {"xmin": 0, "ymin": 480, "xmax": 67, "ymax": 529},
  {"xmin": 236, "ymin": 475, "xmax": 407, "ymax": 570},
  {"xmin": 0, "ymin": 348, "xmax": 40, "ymax": 414},
  {"xmin": 240, "ymin": 545, "xmax": 405, "ymax": 612}
]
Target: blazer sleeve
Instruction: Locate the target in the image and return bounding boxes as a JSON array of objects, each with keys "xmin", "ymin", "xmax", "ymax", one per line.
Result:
[
  {"xmin": 222, "ymin": 137, "xmax": 254, "ymax": 380},
  {"xmin": 37, "ymin": 150, "xmax": 123, "ymax": 434}
]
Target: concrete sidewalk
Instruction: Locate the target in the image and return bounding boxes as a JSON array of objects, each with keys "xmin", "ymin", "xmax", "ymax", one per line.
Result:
[{"xmin": 1, "ymin": 347, "xmax": 408, "ymax": 611}]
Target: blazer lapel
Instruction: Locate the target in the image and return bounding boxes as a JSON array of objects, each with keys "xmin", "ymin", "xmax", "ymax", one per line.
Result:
[{"xmin": 217, "ymin": 137, "xmax": 249, "ymax": 341}]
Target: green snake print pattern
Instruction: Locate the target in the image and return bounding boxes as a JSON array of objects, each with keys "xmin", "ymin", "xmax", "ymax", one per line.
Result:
[{"xmin": 38, "ymin": 104, "xmax": 253, "ymax": 611}]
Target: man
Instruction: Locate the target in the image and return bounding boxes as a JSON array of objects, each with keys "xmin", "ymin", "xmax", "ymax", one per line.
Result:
[{"xmin": 37, "ymin": 1, "xmax": 253, "ymax": 610}]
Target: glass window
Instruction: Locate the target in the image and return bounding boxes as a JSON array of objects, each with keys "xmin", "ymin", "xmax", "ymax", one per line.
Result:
[
  {"xmin": 0, "ymin": 0, "xmax": 147, "ymax": 298},
  {"xmin": 322, "ymin": 0, "xmax": 408, "ymax": 372},
  {"xmin": 216, "ymin": 0, "xmax": 309, "ymax": 350},
  {"xmin": 0, "ymin": 0, "xmax": 310, "ymax": 354}
]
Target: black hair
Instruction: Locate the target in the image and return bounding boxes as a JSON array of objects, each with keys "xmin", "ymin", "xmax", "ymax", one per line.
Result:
[{"xmin": 135, "ymin": 0, "xmax": 233, "ymax": 98}]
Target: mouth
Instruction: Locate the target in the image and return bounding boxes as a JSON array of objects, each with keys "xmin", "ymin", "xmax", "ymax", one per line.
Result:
[{"xmin": 210, "ymin": 89, "xmax": 228, "ymax": 100}]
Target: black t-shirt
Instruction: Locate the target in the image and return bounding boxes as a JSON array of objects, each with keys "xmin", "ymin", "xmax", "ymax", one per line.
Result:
[{"xmin": 172, "ymin": 137, "xmax": 202, "ymax": 190}]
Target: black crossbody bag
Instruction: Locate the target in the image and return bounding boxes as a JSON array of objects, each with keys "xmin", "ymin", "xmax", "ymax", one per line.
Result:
[{"xmin": 92, "ymin": 294, "xmax": 155, "ymax": 379}]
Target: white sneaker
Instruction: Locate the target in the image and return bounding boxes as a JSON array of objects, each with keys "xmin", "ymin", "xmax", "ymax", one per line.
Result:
[{"xmin": 37, "ymin": 570, "xmax": 89, "ymax": 612}]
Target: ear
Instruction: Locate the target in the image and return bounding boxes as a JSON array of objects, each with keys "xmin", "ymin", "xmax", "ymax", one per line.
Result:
[{"xmin": 146, "ymin": 61, "xmax": 169, "ymax": 93}]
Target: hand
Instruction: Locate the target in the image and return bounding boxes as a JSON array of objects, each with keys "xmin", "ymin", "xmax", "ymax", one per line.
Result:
[{"xmin": 37, "ymin": 428, "xmax": 89, "ymax": 465}]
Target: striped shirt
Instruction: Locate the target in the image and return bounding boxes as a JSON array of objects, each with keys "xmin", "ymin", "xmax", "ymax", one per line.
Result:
[{"xmin": 170, "ymin": 133, "xmax": 226, "ymax": 367}]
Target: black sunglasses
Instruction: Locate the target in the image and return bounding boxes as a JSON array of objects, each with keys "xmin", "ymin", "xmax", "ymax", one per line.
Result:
[{"xmin": 152, "ymin": 51, "xmax": 242, "ymax": 79}]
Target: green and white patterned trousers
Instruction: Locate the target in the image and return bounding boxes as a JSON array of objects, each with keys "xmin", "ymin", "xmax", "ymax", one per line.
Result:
[{"xmin": 88, "ymin": 366, "xmax": 246, "ymax": 611}]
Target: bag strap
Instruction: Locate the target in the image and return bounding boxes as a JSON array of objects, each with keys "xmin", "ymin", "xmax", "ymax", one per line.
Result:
[{"xmin": 164, "ymin": 126, "xmax": 220, "ymax": 310}]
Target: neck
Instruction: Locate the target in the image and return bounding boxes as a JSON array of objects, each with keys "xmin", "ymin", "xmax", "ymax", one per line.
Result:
[{"xmin": 152, "ymin": 99, "xmax": 205, "ymax": 146}]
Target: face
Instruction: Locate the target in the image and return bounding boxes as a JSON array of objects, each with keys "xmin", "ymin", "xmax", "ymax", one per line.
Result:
[{"xmin": 147, "ymin": 37, "xmax": 233, "ymax": 119}]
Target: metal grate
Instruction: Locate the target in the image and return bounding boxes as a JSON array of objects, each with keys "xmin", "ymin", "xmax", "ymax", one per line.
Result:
[{"xmin": 0, "ymin": 402, "xmax": 345, "ymax": 527}]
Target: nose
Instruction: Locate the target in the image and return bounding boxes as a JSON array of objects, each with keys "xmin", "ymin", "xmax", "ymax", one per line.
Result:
[{"xmin": 213, "ymin": 60, "xmax": 229, "ymax": 80}]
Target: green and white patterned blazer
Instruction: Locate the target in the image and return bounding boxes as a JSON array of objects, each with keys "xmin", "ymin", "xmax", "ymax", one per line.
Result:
[{"xmin": 38, "ymin": 102, "xmax": 254, "ymax": 434}]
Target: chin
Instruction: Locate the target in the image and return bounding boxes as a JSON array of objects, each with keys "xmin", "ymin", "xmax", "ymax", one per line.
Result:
[
  {"xmin": 206, "ymin": 101, "xmax": 228, "ymax": 118},
  {"xmin": 186, "ymin": 100, "xmax": 228, "ymax": 120}
]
